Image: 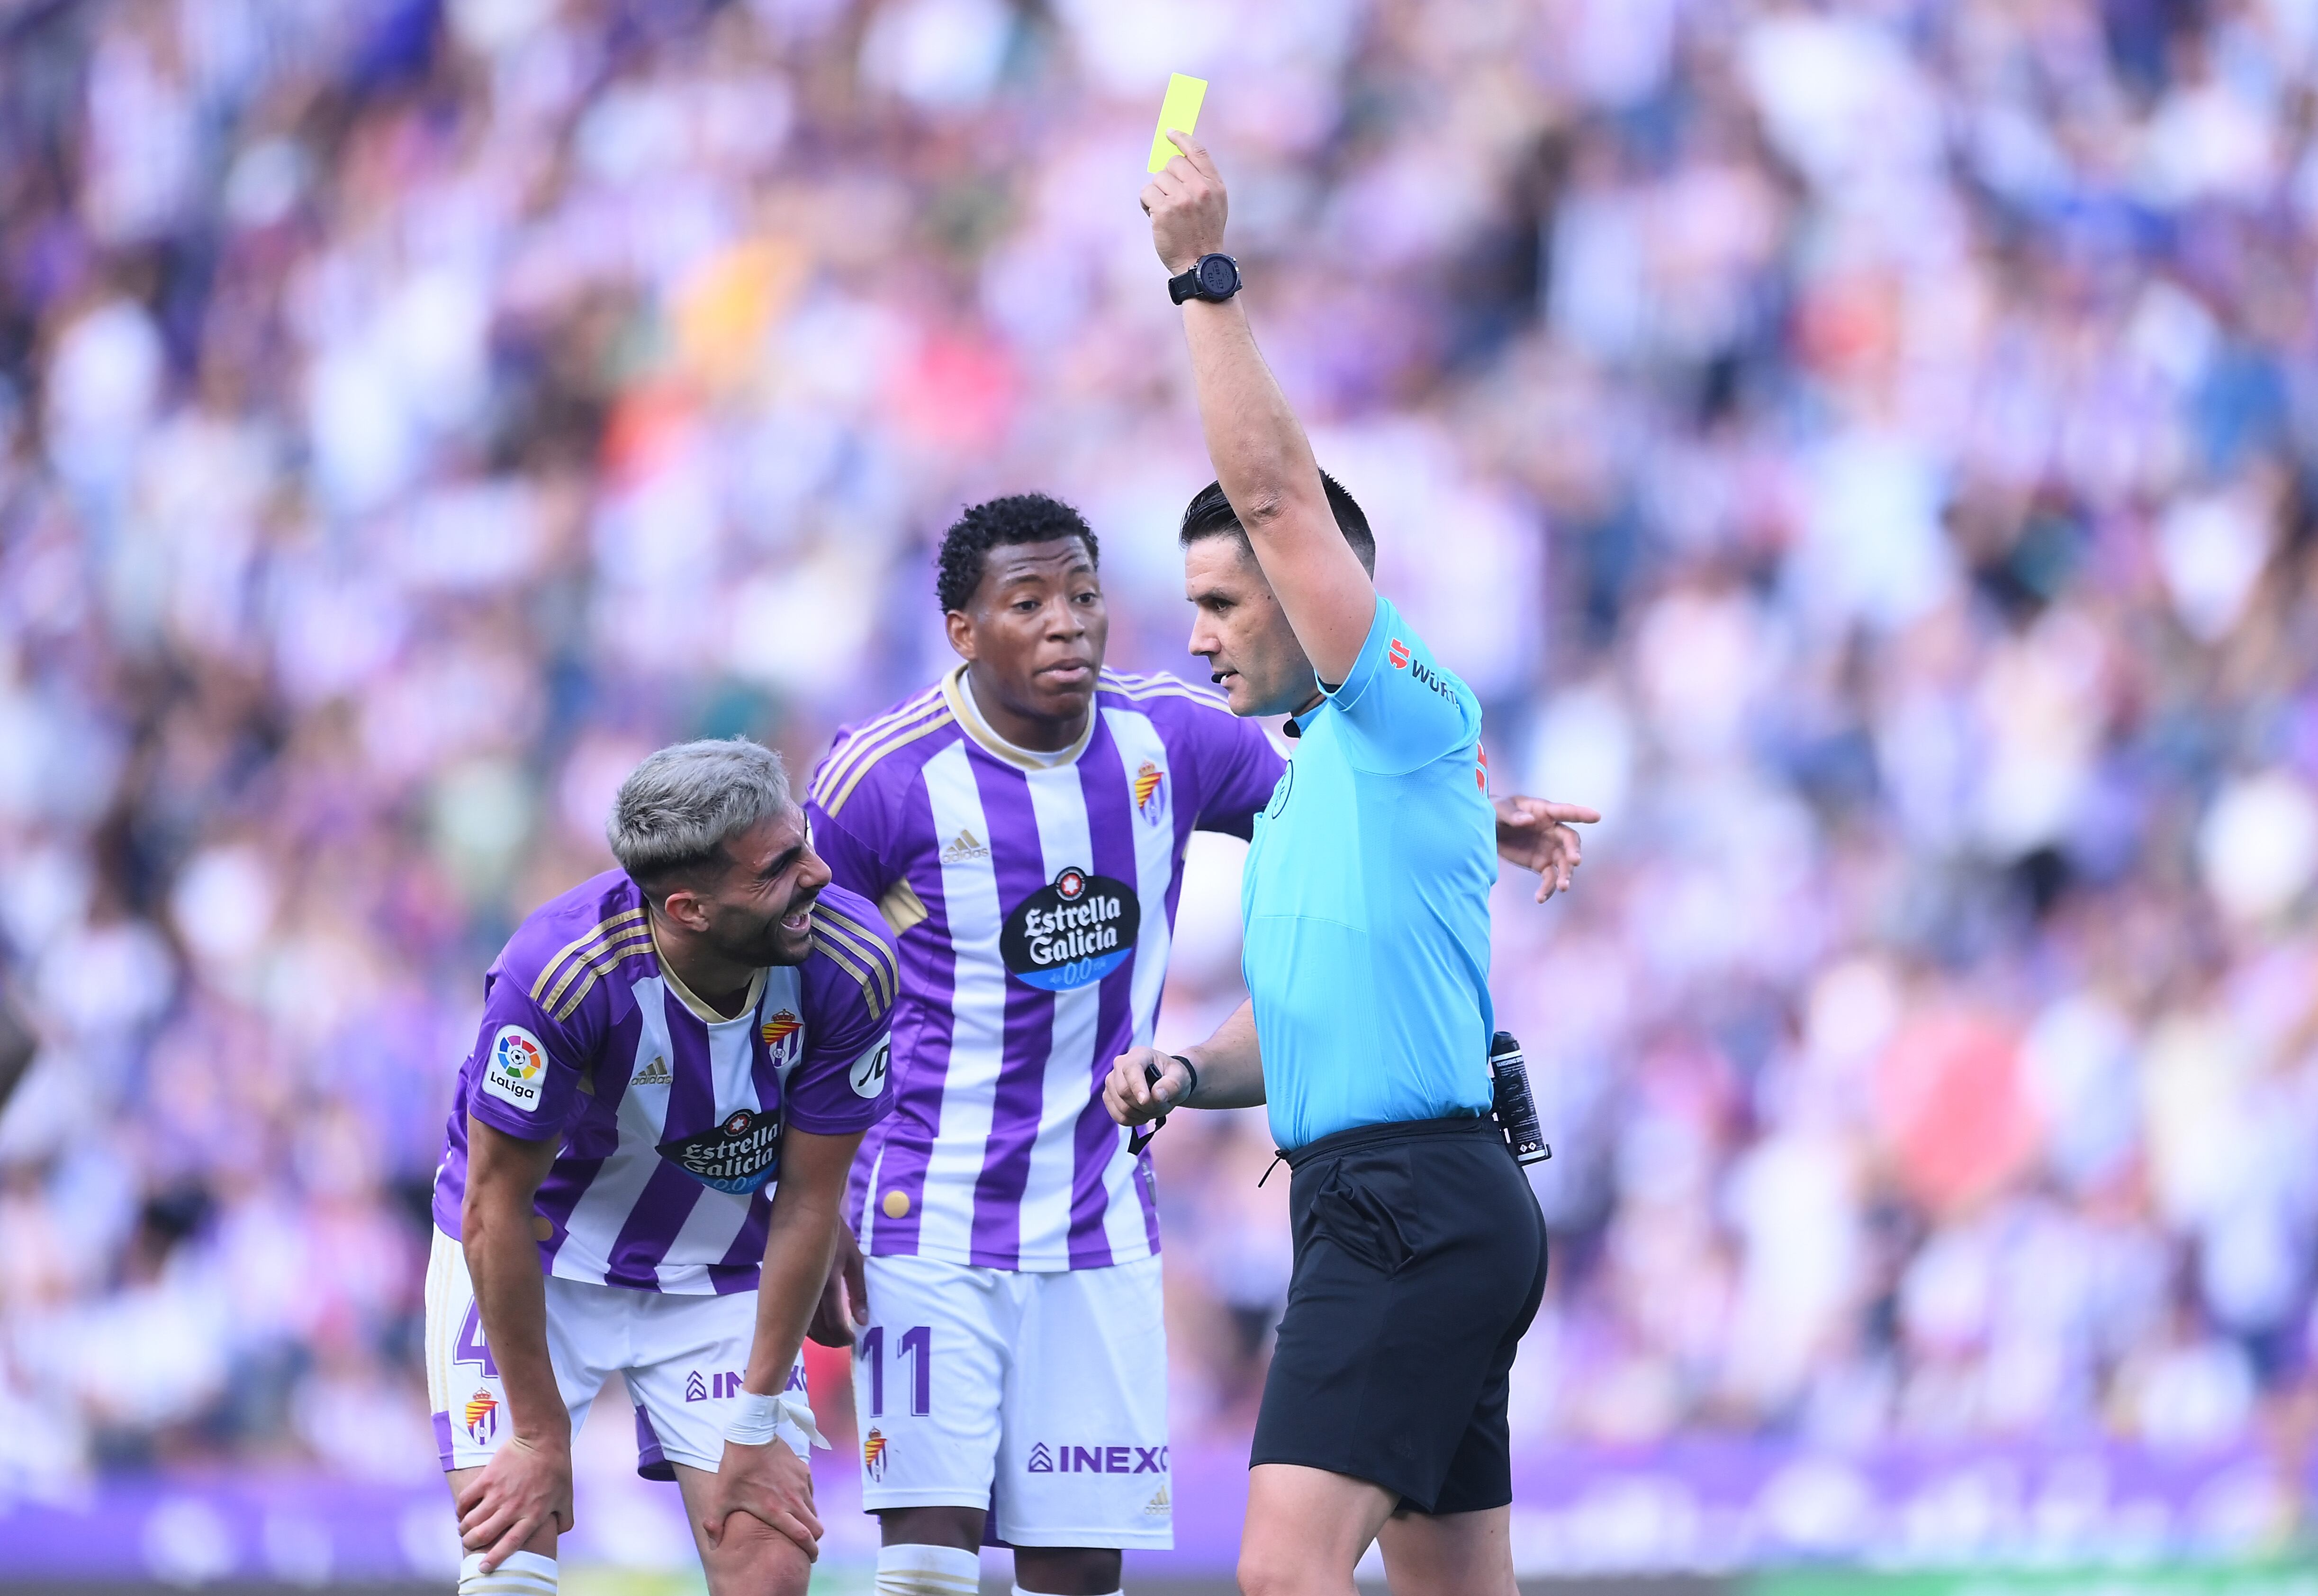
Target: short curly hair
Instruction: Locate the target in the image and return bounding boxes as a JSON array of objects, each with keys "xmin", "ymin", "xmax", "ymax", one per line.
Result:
[{"xmin": 935, "ymin": 493, "xmax": 1100, "ymax": 614}]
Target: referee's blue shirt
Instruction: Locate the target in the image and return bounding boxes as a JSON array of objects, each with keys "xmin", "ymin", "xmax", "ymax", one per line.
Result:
[{"xmin": 1241, "ymin": 592, "xmax": 1499, "ymax": 1150}]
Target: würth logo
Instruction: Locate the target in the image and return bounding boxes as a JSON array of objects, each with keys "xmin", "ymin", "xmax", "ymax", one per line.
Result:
[{"xmin": 1389, "ymin": 641, "xmax": 1459, "ymax": 705}]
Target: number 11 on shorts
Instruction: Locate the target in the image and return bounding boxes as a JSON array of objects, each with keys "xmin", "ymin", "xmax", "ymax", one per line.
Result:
[{"xmin": 857, "ymin": 1325, "xmax": 931, "ymax": 1416}]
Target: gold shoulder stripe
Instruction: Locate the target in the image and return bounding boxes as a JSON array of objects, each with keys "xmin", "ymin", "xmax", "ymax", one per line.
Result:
[
  {"xmin": 815, "ymin": 925, "xmax": 893, "ymax": 1015},
  {"xmin": 809, "ymin": 691, "xmax": 947, "ymax": 807},
  {"xmin": 879, "ymin": 879, "xmax": 930, "ymax": 935},
  {"xmin": 812, "ymin": 931, "xmax": 887, "ymax": 1022},
  {"xmin": 1128, "ymin": 677, "xmax": 1229, "ymax": 704},
  {"xmin": 529, "ymin": 908, "xmax": 648, "ymax": 1004},
  {"xmin": 542, "ymin": 928, "xmax": 655, "ymax": 1017},
  {"xmin": 822, "ymin": 708, "xmax": 956, "ymax": 816},
  {"xmin": 1102, "ymin": 671, "xmax": 1228, "ymax": 707},
  {"xmin": 814, "ymin": 907, "xmax": 897, "ymax": 1009},
  {"xmin": 812, "ymin": 696, "xmax": 949, "ymax": 808}
]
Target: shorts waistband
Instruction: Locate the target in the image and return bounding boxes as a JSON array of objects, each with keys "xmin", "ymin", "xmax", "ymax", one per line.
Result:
[{"xmin": 1279, "ymin": 1113, "xmax": 1496, "ymax": 1171}]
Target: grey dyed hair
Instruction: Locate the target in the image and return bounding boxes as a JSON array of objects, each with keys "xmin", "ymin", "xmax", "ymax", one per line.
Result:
[{"xmin": 606, "ymin": 738, "xmax": 795, "ymax": 891}]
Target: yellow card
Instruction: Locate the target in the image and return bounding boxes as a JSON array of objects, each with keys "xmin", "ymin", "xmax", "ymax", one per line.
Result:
[{"xmin": 1147, "ymin": 74, "xmax": 1208, "ymax": 173}]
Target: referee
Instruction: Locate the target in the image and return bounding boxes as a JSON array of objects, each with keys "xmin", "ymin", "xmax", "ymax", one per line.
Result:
[{"xmin": 1106, "ymin": 133, "xmax": 1593, "ymax": 1596}]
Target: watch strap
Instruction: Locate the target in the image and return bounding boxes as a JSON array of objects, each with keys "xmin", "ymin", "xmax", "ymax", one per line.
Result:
[{"xmin": 1168, "ymin": 252, "xmax": 1240, "ymax": 305}]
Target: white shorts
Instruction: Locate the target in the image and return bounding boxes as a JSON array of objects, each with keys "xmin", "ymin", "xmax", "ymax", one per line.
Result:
[
  {"xmin": 424, "ymin": 1228, "xmax": 810, "ymax": 1478},
  {"xmin": 852, "ymin": 1253, "xmax": 1171, "ymax": 1549}
]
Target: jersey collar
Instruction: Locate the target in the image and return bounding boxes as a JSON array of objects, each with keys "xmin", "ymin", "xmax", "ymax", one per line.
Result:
[
  {"xmin": 942, "ymin": 663, "xmax": 1094, "ymax": 771},
  {"xmin": 1283, "ymin": 686, "xmax": 1329, "ymax": 739},
  {"xmin": 649, "ymin": 920, "xmax": 767, "ymax": 1025}
]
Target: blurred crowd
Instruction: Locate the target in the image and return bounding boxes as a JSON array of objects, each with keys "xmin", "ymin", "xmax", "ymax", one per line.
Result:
[{"xmin": 3, "ymin": 0, "xmax": 2318, "ymax": 1505}]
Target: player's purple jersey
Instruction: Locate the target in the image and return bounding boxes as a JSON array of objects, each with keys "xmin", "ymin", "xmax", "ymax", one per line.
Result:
[
  {"xmin": 806, "ymin": 665, "xmax": 1284, "ymax": 1272},
  {"xmin": 431, "ymin": 871, "xmax": 899, "ymax": 1294}
]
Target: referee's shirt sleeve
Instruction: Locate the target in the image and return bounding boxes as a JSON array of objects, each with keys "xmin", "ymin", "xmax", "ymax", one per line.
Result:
[{"xmin": 1319, "ymin": 594, "xmax": 1480, "ymax": 773}]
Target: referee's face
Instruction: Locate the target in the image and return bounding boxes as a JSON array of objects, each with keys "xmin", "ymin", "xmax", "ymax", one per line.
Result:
[{"xmin": 1184, "ymin": 534, "xmax": 1316, "ymax": 718}]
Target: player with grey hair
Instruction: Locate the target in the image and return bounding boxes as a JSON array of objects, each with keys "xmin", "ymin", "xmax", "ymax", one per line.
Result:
[{"xmin": 425, "ymin": 736, "xmax": 900, "ymax": 1596}]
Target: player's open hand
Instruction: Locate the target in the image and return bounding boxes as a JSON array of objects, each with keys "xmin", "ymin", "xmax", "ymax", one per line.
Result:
[
  {"xmin": 1140, "ymin": 131, "xmax": 1228, "ymax": 275},
  {"xmin": 1494, "ymin": 796, "xmax": 1600, "ymax": 903},
  {"xmin": 806, "ymin": 1221, "xmax": 868, "ymax": 1347},
  {"xmin": 455, "ymin": 1433, "xmax": 572, "ymax": 1572},
  {"xmin": 1105, "ymin": 1046, "xmax": 1190, "ymax": 1128},
  {"xmin": 702, "ymin": 1437, "xmax": 822, "ymax": 1560}
]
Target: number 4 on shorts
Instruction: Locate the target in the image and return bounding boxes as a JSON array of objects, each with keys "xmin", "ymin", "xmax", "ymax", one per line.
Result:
[
  {"xmin": 856, "ymin": 1325, "xmax": 931, "ymax": 1417},
  {"xmin": 455, "ymin": 1301, "xmax": 499, "ymax": 1380}
]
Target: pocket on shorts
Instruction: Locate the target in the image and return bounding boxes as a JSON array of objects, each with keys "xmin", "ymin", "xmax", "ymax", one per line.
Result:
[{"xmin": 1308, "ymin": 1155, "xmax": 1417, "ymax": 1277}]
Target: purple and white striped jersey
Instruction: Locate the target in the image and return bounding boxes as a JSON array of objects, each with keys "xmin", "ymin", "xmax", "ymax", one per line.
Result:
[
  {"xmin": 431, "ymin": 871, "xmax": 899, "ymax": 1294},
  {"xmin": 806, "ymin": 665, "xmax": 1285, "ymax": 1272}
]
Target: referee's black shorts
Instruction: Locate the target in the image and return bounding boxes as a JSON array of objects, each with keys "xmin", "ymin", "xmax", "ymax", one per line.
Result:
[{"xmin": 1251, "ymin": 1113, "xmax": 1547, "ymax": 1516}]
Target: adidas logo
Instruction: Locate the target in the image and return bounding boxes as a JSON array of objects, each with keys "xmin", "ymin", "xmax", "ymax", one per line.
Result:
[
  {"xmin": 1143, "ymin": 1484, "xmax": 1171, "ymax": 1517},
  {"xmin": 940, "ymin": 828, "xmax": 991, "ymax": 864},
  {"xmin": 634, "ymin": 1056, "xmax": 672, "ymax": 1086}
]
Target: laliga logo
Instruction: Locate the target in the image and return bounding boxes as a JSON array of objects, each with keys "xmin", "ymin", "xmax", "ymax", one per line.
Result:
[
  {"xmin": 482, "ymin": 1025, "xmax": 549, "ymax": 1111},
  {"xmin": 495, "ymin": 1031, "xmax": 544, "ymax": 1080}
]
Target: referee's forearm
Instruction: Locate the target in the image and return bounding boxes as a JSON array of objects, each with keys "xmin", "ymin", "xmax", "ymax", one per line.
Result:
[{"xmin": 1183, "ymin": 999, "xmax": 1265, "ymax": 1109}]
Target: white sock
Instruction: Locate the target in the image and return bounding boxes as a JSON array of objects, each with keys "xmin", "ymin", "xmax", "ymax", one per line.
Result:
[
  {"xmin": 875, "ymin": 1542, "xmax": 980, "ymax": 1596},
  {"xmin": 458, "ymin": 1549, "xmax": 557, "ymax": 1595}
]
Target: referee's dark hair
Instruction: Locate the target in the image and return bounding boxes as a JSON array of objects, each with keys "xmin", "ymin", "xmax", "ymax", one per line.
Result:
[
  {"xmin": 1178, "ymin": 474, "xmax": 1376, "ymax": 575},
  {"xmin": 936, "ymin": 493, "xmax": 1100, "ymax": 613}
]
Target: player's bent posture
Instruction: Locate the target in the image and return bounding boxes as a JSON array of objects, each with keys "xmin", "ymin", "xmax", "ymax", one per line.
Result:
[
  {"xmin": 425, "ymin": 739, "xmax": 899, "ymax": 1596},
  {"xmin": 1105, "ymin": 135, "xmax": 1594, "ymax": 1596},
  {"xmin": 806, "ymin": 497, "xmax": 1585, "ymax": 1596}
]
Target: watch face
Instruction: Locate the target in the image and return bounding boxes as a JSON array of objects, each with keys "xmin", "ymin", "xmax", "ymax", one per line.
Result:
[{"xmin": 1199, "ymin": 255, "xmax": 1236, "ymax": 295}]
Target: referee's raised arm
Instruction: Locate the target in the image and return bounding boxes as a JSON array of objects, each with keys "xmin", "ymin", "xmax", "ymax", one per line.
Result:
[
  {"xmin": 1142, "ymin": 130, "xmax": 1374, "ymax": 685},
  {"xmin": 1142, "ymin": 133, "xmax": 1559, "ymax": 1596}
]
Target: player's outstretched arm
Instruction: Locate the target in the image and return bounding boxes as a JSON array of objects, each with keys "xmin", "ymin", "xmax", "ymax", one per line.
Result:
[
  {"xmin": 1107, "ymin": 998, "xmax": 1265, "ymax": 1127},
  {"xmin": 455, "ymin": 1117, "xmax": 573, "ymax": 1572},
  {"xmin": 697, "ymin": 1125, "xmax": 864, "ymax": 1559},
  {"xmin": 1144, "ymin": 132, "xmax": 1375, "ymax": 686}
]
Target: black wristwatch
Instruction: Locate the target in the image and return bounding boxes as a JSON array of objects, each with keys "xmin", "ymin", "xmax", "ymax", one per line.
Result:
[{"xmin": 1169, "ymin": 252, "xmax": 1241, "ymax": 305}]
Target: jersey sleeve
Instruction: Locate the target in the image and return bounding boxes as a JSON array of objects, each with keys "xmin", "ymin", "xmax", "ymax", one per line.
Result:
[
  {"xmin": 1193, "ymin": 710, "xmax": 1288, "ymax": 840},
  {"xmin": 806, "ymin": 795, "xmax": 894, "ymax": 902},
  {"xmin": 788, "ymin": 897, "xmax": 900, "ymax": 1136},
  {"xmin": 1320, "ymin": 593, "xmax": 1481, "ymax": 774},
  {"xmin": 463, "ymin": 970, "xmax": 596, "ymax": 1142}
]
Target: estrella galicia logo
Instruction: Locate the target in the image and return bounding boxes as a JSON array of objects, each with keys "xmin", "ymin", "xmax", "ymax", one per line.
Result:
[
  {"xmin": 1027, "ymin": 1441, "xmax": 1167, "ymax": 1474},
  {"xmin": 657, "ymin": 1107, "xmax": 781, "ymax": 1193},
  {"xmin": 1000, "ymin": 868, "xmax": 1140, "ymax": 991}
]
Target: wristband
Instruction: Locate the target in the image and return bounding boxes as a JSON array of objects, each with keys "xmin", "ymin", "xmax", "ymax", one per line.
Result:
[
  {"xmin": 1171, "ymin": 1054, "xmax": 1200, "ymax": 1106},
  {"xmin": 725, "ymin": 1389, "xmax": 830, "ymax": 1450}
]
